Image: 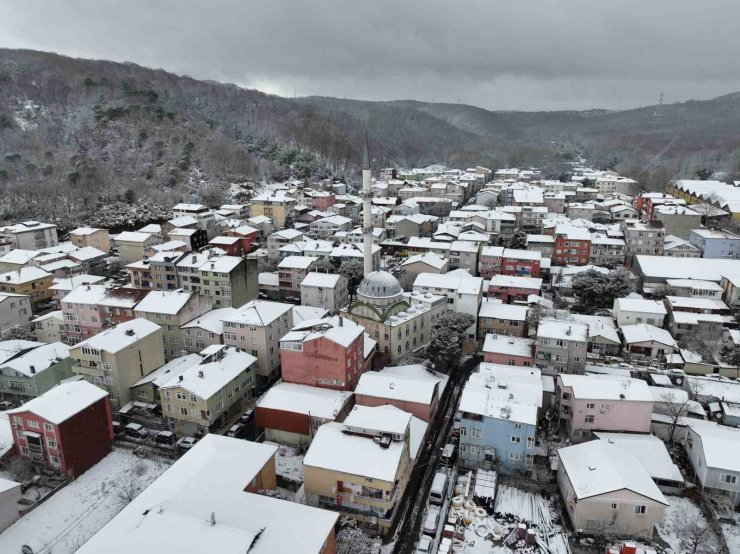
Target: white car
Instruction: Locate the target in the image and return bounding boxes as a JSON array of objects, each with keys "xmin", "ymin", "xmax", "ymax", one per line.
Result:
[
  {"xmin": 176, "ymin": 436, "xmax": 198, "ymax": 450},
  {"xmin": 416, "ymin": 536, "xmax": 432, "ymax": 553},
  {"xmin": 423, "ymin": 505, "xmax": 441, "ymax": 536}
]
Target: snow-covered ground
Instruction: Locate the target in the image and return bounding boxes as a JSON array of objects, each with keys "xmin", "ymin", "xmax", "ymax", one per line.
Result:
[
  {"xmin": 266, "ymin": 441, "xmax": 304, "ymax": 483},
  {"xmin": 0, "ymin": 448, "xmax": 171, "ymax": 554},
  {"xmin": 657, "ymin": 496, "xmax": 719, "ymax": 554},
  {"xmin": 721, "ymin": 521, "xmax": 740, "ymax": 553}
]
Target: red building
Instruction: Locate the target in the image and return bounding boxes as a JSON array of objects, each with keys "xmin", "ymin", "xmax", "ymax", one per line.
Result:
[
  {"xmin": 8, "ymin": 381, "xmax": 113, "ymax": 476},
  {"xmin": 488, "ymin": 274, "xmax": 543, "ymax": 303},
  {"xmin": 501, "ymin": 248, "xmax": 541, "ymax": 277},
  {"xmin": 209, "ymin": 236, "xmax": 247, "ymax": 256},
  {"xmin": 98, "ymin": 287, "xmax": 148, "ymax": 326},
  {"xmin": 225, "ymin": 224, "xmax": 260, "ymax": 253},
  {"xmin": 552, "ymin": 226, "xmax": 591, "ymax": 266},
  {"xmin": 482, "ymin": 334, "xmax": 535, "ymax": 367},
  {"xmin": 279, "ymin": 316, "xmax": 375, "ymax": 391}
]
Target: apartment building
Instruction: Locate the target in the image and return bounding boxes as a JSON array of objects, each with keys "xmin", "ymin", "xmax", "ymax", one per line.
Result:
[
  {"xmin": 113, "ymin": 231, "xmax": 160, "ymax": 263},
  {"xmin": 0, "ymin": 266, "xmax": 52, "ymax": 310},
  {"xmin": 134, "ymin": 290, "xmax": 211, "ymax": 360},
  {"xmin": 556, "ymin": 374, "xmax": 653, "ymax": 443},
  {"xmin": 221, "ymin": 300, "xmax": 294, "ymax": 384},
  {"xmin": 159, "ymin": 346, "xmax": 257, "ymax": 435},
  {"xmin": 8, "ymin": 380, "xmax": 112, "ymax": 476},
  {"xmin": 621, "ymin": 220, "xmax": 665, "ymax": 262},
  {"xmin": 250, "ymin": 191, "xmax": 298, "ymax": 229},
  {"xmin": 0, "ymin": 342, "xmax": 74, "ymax": 402},
  {"xmin": 552, "ymin": 226, "xmax": 591, "ymax": 266},
  {"xmin": 0, "ymin": 292, "xmax": 32, "ymax": 334},
  {"xmin": 689, "ymin": 228, "xmax": 740, "ymax": 259},
  {"xmin": 69, "ymin": 227, "xmax": 110, "ymax": 252},
  {"xmin": 0, "ymin": 221, "xmax": 58, "ymax": 250},
  {"xmin": 278, "ymin": 256, "xmax": 316, "ymax": 299},
  {"xmin": 535, "ymin": 319, "xmax": 588, "ymax": 375},
  {"xmin": 70, "ymin": 318, "xmax": 165, "ymax": 410},
  {"xmin": 477, "ymin": 301, "xmax": 528, "ymax": 339},
  {"xmin": 279, "ymin": 316, "xmax": 372, "ymax": 391},
  {"xmin": 304, "ymin": 405, "xmax": 416, "ymax": 535},
  {"xmin": 300, "ymin": 272, "xmax": 349, "ymax": 314}
]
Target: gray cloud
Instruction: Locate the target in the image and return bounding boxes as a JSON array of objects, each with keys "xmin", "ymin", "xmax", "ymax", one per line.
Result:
[{"xmin": 2, "ymin": 0, "xmax": 740, "ymax": 110}]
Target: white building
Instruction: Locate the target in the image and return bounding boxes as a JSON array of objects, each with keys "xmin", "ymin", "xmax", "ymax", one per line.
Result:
[
  {"xmin": 613, "ymin": 297, "xmax": 667, "ymax": 328},
  {"xmin": 300, "ymin": 272, "xmax": 349, "ymax": 314}
]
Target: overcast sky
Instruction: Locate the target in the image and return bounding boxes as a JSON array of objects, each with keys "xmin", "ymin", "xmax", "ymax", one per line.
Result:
[{"xmin": 2, "ymin": 0, "xmax": 740, "ymax": 111}]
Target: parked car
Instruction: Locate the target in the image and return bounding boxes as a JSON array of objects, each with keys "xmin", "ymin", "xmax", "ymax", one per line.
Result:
[
  {"xmin": 415, "ymin": 536, "xmax": 432, "ymax": 553},
  {"xmin": 124, "ymin": 423, "xmax": 149, "ymax": 439},
  {"xmin": 239, "ymin": 408, "xmax": 255, "ymax": 424},
  {"xmin": 154, "ymin": 430, "xmax": 176, "ymax": 445},
  {"xmin": 422, "ymin": 505, "xmax": 441, "ymax": 536},
  {"xmin": 227, "ymin": 423, "xmax": 247, "ymax": 438},
  {"xmin": 112, "ymin": 421, "xmax": 125, "ymax": 435},
  {"xmin": 176, "ymin": 436, "xmax": 198, "ymax": 450}
]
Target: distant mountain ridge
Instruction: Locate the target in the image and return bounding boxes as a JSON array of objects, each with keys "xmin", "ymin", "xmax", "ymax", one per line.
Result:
[{"xmin": 0, "ymin": 48, "xmax": 739, "ymax": 224}]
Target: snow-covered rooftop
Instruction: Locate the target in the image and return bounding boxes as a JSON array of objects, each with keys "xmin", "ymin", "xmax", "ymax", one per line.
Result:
[
  {"xmin": 135, "ymin": 290, "xmax": 197, "ymax": 315},
  {"xmin": 537, "ymin": 318, "xmax": 589, "ymax": 342},
  {"xmin": 257, "ymin": 382, "xmax": 352, "ymax": 420},
  {"xmin": 159, "ymin": 348, "xmax": 256, "ymax": 400},
  {"xmin": 304, "ymin": 420, "xmax": 406, "ymax": 482},
  {"xmin": 620, "ymin": 324, "xmax": 677, "ymax": 348},
  {"xmin": 594, "ymin": 432, "xmax": 683, "ymax": 483},
  {"xmin": 558, "ymin": 374, "xmax": 653, "ymax": 402},
  {"xmin": 558, "ymin": 440, "xmax": 668, "ymax": 504},
  {"xmin": 74, "ymin": 318, "xmax": 161, "ymax": 354},
  {"xmin": 76, "ymin": 434, "xmax": 338, "ymax": 554},
  {"xmin": 300, "ymin": 272, "xmax": 342, "ymax": 288},
  {"xmin": 8, "ymin": 380, "xmax": 108, "ymax": 424},
  {"xmin": 614, "ymin": 297, "xmax": 667, "ymax": 315},
  {"xmin": 482, "ymin": 334, "xmax": 534, "ymax": 357}
]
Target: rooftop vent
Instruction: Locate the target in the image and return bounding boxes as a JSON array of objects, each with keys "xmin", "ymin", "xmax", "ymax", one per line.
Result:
[{"xmin": 124, "ymin": 329, "xmax": 135, "ymax": 336}]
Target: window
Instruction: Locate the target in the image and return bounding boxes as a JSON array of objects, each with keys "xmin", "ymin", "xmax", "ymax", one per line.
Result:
[
  {"xmin": 13, "ymin": 416, "xmax": 22, "ymax": 426},
  {"xmin": 167, "ymin": 403, "xmax": 174, "ymax": 413},
  {"xmin": 47, "ymin": 439, "xmax": 57, "ymax": 449},
  {"xmin": 586, "ymin": 403, "xmax": 595, "ymax": 409},
  {"xmin": 190, "ymin": 394, "xmax": 197, "ymax": 403},
  {"xmin": 50, "ymin": 455, "xmax": 60, "ymax": 465},
  {"xmin": 180, "ymin": 407, "xmax": 188, "ymax": 416},
  {"xmin": 527, "ymin": 437, "xmax": 535, "ymax": 448},
  {"xmin": 585, "ymin": 415, "xmax": 595, "ymax": 423},
  {"xmin": 510, "ymin": 436, "xmax": 521, "ymax": 444},
  {"xmin": 471, "ymin": 429, "xmax": 482, "ymax": 440},
  {"xmin": 610, "ymin": 503, "xmax": 618, "ymax": 510},
  {"xmin": 562, "ymin": 392, "xmax": 570, "ymax": 400},
  {"xmin": 459, "ymin": 427, "xmax": 467, "ymax": 437},
  {"xmin": 510, "ymin": 452, "xmax": 522, "ymax": 461},
  {"xmin": 27, "ymin": 420, "xmax": 40, "ymax": 429},
  {"xmin": 514, "ymin": 423, "xmax": 522, "ymax": 430},
  {"xmin": 721, "ymin": 474, "xmax": 738, "ymax": 485},
  {"xmin": 634, "ymin": 505, "xmax": 646, "ymax": 515},
  {"xmin": 44, "ymin": 423, "xmax": 53, "ymax": 432}
]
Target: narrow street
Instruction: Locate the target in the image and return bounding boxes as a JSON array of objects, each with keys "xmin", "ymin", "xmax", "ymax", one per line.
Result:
[{"xmin": 390, "ymin": 354, "xmax": 481, "ymax": 554}]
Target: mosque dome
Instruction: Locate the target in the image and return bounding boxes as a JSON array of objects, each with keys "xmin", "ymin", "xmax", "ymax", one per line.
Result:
[{"xmin": 356, "ymin": 271, "xmax": 403, "ymax": 307}]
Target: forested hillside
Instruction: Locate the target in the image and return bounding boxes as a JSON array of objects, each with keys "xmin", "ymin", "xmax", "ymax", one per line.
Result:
[{"xmin": 2, "ymin": 49, "xmax": 740, "ymax": 229}]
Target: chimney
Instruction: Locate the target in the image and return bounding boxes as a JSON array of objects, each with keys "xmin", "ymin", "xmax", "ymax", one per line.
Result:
[
  {"xmin": 125, "ymin": 329, "xmax": 135, "ymax": 336},
  {"xmin": 29, "ymin": 365, "xmax": 35, "ymax": 374},
  {"xmin": 198, "ymin": 370, "xmax": 204, "ymax": 378},
  {"xmin": 210, "ymin": 512, "xmax": 216, "ymax": 526},
  {"xmin": 338, "ymin": 316, "xmax": 343, "ymax": 327},
  {"xmin": 178, "ymin": 375, "xmax": 184, "ymax": 382}
]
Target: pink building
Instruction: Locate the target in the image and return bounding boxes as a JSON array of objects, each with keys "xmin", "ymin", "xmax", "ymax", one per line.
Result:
[
  {"xmin": 556, "ymin": 374, "xmax": 654, "ymax": 443},
  {"xmin": 279, "ymin": 316, "xmax": 375, "ymax": 391},
  {"xmin": 310, "ymin": 192, "xmax": 337, "ymax": 211},
  {"xmin": 482, "ymin": 334, "xmax": 535, "ymax": 366},
  {"xmin": 277, "ymin": 256, "xmax": 315, "ymax": 299},
  {"xmin": 60, "ymin": 284, "xmax": 108, "ymax": 344}
]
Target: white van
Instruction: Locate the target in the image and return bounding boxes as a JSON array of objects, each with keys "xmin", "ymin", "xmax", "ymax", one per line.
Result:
[{"xmin": 429, "ymin": 471, "xmax": 448, "ymax": 506}]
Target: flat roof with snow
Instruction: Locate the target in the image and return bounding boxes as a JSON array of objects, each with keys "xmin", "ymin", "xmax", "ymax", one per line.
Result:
[
  {"xmin": 8, "ymin": 380, "xmax": 107, "ymax": 424},
  {"xmin": 257, "ymin": 382, "xmax": 352, "ymax": 420}
]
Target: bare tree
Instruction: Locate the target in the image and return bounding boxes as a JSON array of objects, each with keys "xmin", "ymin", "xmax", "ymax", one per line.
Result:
[
  {"xmin": 659, "ymin": 391, "xmax": 691, "ymax": 446},
  {"xmin": 111, "ymin": 460, "xmax": 148, "ymax": 506}
]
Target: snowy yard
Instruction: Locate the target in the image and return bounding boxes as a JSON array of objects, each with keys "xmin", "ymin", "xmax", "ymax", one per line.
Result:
[
  {"xmin": 455, "ymin": 484, "xmax": 571, "ymax": 554},
  {"xmin": 721, "ymin": 521, "xmax": 740, "ymax": 554},
  {"xmin": 0, "ymin": 448, "xmax": 171, "ymax": 554},
  {"xmin": 657, "ymin": 496, "xmax": 720, "ymax": 554},
  {"xmin": 266, "ymin": 441, "xmax": 304, "ymax": 483}
]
